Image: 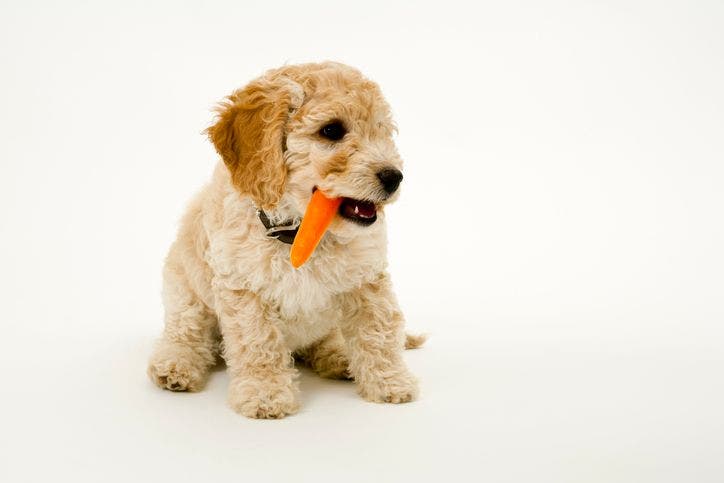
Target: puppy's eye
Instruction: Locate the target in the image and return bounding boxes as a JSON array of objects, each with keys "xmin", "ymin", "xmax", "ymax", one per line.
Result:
[{"xmin": 319, "ymin": 121, "xmax": 346, "ymax": 141}]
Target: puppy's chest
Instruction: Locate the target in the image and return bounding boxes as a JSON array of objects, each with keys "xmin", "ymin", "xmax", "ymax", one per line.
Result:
[
  {"xmin": 263, "ymin": 257, "xmax": 366, "ymax": 349},
  {"xmin": 261, "ymin": 240, "xmax": 382, "ymax": 315},
  {"xmin": 212, "ymin": 231, "xmax": 384, "ymax": 316}
]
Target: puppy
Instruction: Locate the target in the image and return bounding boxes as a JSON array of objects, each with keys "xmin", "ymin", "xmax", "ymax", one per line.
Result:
[{"xmin": 147, "ymin": 62, "xmax": 423, "ymax": 419}]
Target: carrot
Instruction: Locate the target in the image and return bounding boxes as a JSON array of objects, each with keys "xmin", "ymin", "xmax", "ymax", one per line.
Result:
[{"xmin": 290, "ymin": 189, "xmax": 342, "ymax": 268}]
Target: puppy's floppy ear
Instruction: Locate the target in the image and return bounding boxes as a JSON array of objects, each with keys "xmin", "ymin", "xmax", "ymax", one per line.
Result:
[{"xmin": 207, "ymin": 76, "xmax": 304, "ymax": 209}]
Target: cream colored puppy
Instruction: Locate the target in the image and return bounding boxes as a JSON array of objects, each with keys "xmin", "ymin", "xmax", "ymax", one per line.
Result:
[{"xmin": 147, "ymin": 62, "xmax": 423, "ymax": 419}]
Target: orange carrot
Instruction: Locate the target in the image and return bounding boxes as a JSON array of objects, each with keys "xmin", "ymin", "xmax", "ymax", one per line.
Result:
[{"xmin": 290, "ymin": 190, "xmax": 342, "ymax": 268}]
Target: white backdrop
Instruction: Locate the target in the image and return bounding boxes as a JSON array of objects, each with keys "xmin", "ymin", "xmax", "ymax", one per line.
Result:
[{"xmin": 1, "ymin": 1, "xmax": 723, "ymax": 482}]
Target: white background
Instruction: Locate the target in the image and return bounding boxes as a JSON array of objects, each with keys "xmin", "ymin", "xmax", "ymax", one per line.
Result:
[{"xmin": 1, "ymin": 1, "xmax": 723, "ymax": 481}]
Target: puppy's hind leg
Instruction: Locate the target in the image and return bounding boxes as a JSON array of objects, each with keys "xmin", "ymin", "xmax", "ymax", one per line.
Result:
[
  {"xmin": 298, "ymin": 329, "xmax": 425, "ymax": 379},
  {"xmin": 296, "ymin": 327, "xmax": 351, "ymax": 380},
  {"xmin": 148, "ymin": 258, "xmax": 219, "ymax": 392}
]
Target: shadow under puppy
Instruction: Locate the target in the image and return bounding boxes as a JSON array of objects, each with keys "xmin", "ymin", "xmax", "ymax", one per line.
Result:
[{"xmin": 148, "ymin": 62, "xmax": 424, "ymax": 419}]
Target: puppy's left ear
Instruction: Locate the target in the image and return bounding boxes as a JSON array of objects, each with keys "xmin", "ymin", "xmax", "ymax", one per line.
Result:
[{"xmin": 206, "ymin": 76, "xmax": 304, "ymax": 210}]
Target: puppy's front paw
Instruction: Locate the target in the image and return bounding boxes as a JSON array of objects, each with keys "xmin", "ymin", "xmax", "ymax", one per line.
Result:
[
  {"xmin": 148, "ymin": 343, "xmax": 209, "ymax": 392},
  {"xmin": 357, "ymin": 371, "xmax": 419, "ymax": 404},
  {"xmin": 228, "ymin": 377, "xmax": 300, "ymax": 419}
]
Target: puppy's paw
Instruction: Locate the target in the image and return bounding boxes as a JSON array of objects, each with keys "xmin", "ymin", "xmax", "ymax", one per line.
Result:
[
  {"xmin": 358, "ymin": 371, "xmax": 419, "ymax": 404},
  {"xmin": 228, "ymin": 377, "xmax": 300, "ymax": 419},
  {"xmin": 147, "ymin": 343, "xmax": 209, "ymax": 392},
  {"xmin": 309, "ymin": 351, "xmax": 352, "ymax": 380},
  {"xmin": 296, "ymin": 337, "xmax": 352, "ymax": 380},
  {"xmin": 316, "ymin": 363, "xmax": 352, "ymax": 380}
]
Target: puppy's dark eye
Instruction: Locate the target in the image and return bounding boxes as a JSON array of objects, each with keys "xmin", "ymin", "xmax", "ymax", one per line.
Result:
[{"xmin": 319, "ymin": 121, "xmax": 346, "ymax": 141}]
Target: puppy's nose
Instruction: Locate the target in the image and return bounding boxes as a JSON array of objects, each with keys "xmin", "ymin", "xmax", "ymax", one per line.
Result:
[{"xmin": 377, "ymin": 168, "xmax": 403, "ymax": 194}]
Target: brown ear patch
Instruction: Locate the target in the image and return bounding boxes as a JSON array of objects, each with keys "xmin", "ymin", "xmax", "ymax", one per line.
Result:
[{"xmin": 206, "ymin": 77, "xmax": 304, "ymax": 209}]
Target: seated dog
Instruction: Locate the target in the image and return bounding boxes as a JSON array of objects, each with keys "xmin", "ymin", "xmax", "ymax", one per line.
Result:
[{"xmin": 147, "ymin": 62, "xmax": 423, "ymax": 419}]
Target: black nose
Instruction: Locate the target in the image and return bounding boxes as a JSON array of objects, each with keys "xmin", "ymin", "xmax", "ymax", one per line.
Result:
[{"xmin": 377, "ymin": 168, "xmax": 403, "ymax": 194}]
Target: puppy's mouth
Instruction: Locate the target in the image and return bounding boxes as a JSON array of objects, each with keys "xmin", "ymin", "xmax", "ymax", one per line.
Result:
[{"xmin": 338, "ymin": 197, "xmax": 377, "ymax": 226}]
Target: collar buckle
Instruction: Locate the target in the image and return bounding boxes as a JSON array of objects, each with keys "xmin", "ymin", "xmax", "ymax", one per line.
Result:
[{"xmin": 257, "ymin": 209, "xmax": 300, "ymax": 245}]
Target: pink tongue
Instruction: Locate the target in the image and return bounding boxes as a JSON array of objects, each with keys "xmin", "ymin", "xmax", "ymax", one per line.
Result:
[{"xmin": 354, "ymin": 200, "xmax": 376, "ymax": 218}]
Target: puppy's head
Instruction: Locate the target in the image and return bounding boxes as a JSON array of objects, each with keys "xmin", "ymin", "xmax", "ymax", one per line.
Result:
[{"xmin": 207, "ymin": 62, "xmax": 403, "ymax": 235}]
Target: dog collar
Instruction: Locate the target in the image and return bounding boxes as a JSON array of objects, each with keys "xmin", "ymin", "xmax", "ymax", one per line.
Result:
[{"xmin": 257, "ymin": 209, "xmax": 299, "ymax": 245}]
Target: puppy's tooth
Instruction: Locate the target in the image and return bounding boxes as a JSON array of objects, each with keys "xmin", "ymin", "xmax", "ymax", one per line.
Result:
[{"xmin": 354, "ymin": 205, "xmax": 359, "ymax": 215}]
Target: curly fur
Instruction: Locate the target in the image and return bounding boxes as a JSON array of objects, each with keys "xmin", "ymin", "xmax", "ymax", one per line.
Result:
[{"xmin": 147, "ymin": 62, "xmax": 423, "ymax": 419}]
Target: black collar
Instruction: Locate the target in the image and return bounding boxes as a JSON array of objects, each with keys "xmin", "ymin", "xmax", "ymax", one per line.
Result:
[{"xmin": 257, "ymin": 209, "xmax": 299, "ymax": 245}]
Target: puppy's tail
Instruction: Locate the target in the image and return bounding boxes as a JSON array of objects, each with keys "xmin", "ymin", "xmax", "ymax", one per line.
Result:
[{"xmin": 405, "ymin": 332, "xmax": 427, "ymax": 350}]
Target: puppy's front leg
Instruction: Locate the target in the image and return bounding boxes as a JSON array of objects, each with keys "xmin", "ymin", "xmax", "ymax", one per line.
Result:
[
  {"xmin": 216, "ymin": 288, "xmax": 299, "ymax": 419},
  {"xmin": 339, "ymin": 274, "xmax": 419, "ymax": 403}
]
